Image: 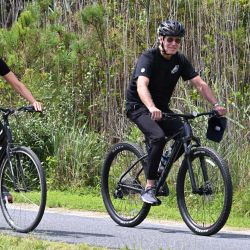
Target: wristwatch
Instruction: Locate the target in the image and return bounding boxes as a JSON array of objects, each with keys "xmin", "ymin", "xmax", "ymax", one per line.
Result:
[{"xmin": 213, "ymin": 102, "xmax": 220, "ymax": 107}]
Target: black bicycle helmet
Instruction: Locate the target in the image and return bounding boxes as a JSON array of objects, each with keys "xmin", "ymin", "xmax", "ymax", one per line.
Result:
[{"xmin": 158, "ymin": 20, "xmax": 185, "ymax": 37}]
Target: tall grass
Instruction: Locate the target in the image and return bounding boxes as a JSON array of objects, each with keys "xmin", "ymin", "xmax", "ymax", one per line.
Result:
[{"xmin": 47, "ymin": 125, "xmax": 107, "ymax": 190}]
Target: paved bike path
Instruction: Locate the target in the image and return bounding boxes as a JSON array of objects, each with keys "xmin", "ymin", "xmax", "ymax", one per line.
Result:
[{"xmin": 0, "ymin": 208, "xmax": 250, "ymax": 250}]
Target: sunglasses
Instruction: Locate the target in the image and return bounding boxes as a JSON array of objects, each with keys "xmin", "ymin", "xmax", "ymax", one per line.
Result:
[{"xmin": 165, "ymin": 37, "xmax": 181, "ymax": 44}]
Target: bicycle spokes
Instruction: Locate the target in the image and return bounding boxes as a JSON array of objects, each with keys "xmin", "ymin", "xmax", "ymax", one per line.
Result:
[
  {"xmin": 102, "ymin": 142, "xmax": 151, "ymax": 226},
  {"xmin": 177, "ymin": 147, "xmax": 232, "ymax": 235},
  {"xmin": 0, "ymin": 147, "xmax": 46, "ymax": 233}
]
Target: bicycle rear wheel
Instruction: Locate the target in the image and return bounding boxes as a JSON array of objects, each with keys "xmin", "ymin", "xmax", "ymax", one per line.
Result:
[
  {"xmin": 0, "ymin": 146, "xmax": 47, "ymax": 233},
  {"xmin": 101, "ymin": 142, "xmax": 151, "ymax": 227},
  {"xmin": 177, "ymin": 147, "xmax": 232, "ymax": 236}
]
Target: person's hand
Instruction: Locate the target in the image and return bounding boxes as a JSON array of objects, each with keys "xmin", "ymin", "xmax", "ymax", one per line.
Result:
[
  {"xmin": 214, "ymin": 105, "xmax": 227, "ymax": 116},
  {"xmin": 32, "ymin": 101, "xmax": 42, "ymax": 111},
  {"xmin": 148, "ymin": 106, "xmax": 162, "ymax": 120}
]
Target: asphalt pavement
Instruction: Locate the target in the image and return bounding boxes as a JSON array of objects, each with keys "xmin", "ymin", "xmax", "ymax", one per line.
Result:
[{"xmin": 0, "ymin": 208, "xmax": 250, "ymax": 250}]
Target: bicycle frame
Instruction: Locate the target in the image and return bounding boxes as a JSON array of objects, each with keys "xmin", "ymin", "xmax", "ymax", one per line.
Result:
[
  {"xmin": 156, "ymin": 114, "xmax": 210, "ymax": 195},
  {"xmin": 117, "ymin": 154, "xmax": 147, "ymax": 193},
  {"xmin": 117, "ymin": 111, "xmax": 216, "ymax": 196},
  {"xmin": 0, "ymin": 110, "xmax": 17, "ymax": 191}
]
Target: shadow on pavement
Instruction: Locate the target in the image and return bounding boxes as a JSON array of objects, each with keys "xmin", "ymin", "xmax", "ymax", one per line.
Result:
[
  {"xmin": 0, "ymin": 226, "xmax": 114, "ymax": 239},
  {"xmin": 138, "ymin": 225, "xmax": 250, "ymax": 240}
]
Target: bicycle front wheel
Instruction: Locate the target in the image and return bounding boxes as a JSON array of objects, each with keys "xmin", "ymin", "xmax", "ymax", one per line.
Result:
[
  {"xmin": 177, "ymin": 147, "xmax": 232, "ymax": 236},
  {"xmin": 0, "ymin": 146, "xmax": 47, "ymax": 233},
  {"xmin": 101, "ymin": 142, "xmax": 151, "ymax": 227}
]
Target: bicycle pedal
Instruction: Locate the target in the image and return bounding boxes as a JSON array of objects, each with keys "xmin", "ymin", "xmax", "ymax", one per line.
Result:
[
  {"xmin": 6, "ymin": 196, "xmax": 13, "ymax": 203},
  {"xmin": 151, "ymin": 198, "xmax": 161, "ymax": 206},
  {"xmin": 2, "ymin": 195, "xmax": 13, "ymax": 204},
  {"xmin": 157, "ymin": 183, "xmax": 170, "ymax": 197}
]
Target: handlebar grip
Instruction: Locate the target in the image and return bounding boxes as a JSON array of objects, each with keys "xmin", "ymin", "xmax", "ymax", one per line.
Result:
[
  {"xmin": 18, "ymin": 106, "xmax": 37, "ymax": 112},
  {"xmin": 211, "ymin": 109, "xmax": 220, "ymax": 117},
  {"xmin": 25, "ymin": 106, "xmax": 36, "ymax": 112}
]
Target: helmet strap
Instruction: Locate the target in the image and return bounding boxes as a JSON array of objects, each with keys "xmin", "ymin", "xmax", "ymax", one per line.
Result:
[
  {"xmin": 161, "ymin": 41, "xmax": 167, "ymax": 54},
  {"xmin": 160, "ymin": 41, "xmax": 172, "ymax": 56}
]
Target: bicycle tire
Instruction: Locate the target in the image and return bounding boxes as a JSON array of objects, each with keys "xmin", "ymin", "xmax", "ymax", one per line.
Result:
[
  {"xmin": 0, "ymin": 146, "xmax": 47, "ymax": 233},
  {"xmin": 101, "ymin": 141, "xmax": 151, "ymax": 227},
  {"xmin": 176, "ymin": 146, "xmax": 232, "ymax": 236}
]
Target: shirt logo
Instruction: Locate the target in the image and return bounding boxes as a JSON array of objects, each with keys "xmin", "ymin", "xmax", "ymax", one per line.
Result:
[
  {"xmin": 141, "ymin": 68, "xmax": 145, "ymax": 73},
  {"xmin": 171, "ymin": 65, "xmax": 179, "ymax": 74}
]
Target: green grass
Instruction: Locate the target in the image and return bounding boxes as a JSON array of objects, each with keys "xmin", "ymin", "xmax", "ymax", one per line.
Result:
[
  {"xmin": 0, "ymin": 234, "xmax": 107, "ymax": 250},
  {"xmin": 45, "ymin": 189, "xmax": 250, "ymax": 229}
]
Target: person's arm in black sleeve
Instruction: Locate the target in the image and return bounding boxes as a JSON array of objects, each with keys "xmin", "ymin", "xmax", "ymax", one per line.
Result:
[
  {"xmin": 0, "ymin": 58, "xmax": 42, "ymax": 111},
  {"xmin": 0, "ymin": 58, "xmax": 11, "ymax": 76}
]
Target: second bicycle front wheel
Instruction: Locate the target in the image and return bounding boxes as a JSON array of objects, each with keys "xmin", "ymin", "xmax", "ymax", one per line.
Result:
[
  {"xmin": 0, "ymin": 146, "xmax": 47, "ymax": 233},
  {"xmin": 101, "ymin": 142, "xmax": 151, "ymax": 227},
  {"xmin": 177, "ymin": 147, "xmax": 232, "ymax": 236}
]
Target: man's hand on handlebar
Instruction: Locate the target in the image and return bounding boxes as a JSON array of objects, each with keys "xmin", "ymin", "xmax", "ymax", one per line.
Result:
[
  {"xmin": 213, "ymin": 105, "xmax": 227, "ymax": 116},
  {"xmin": 148, "ymin": 106, "xmax": 162, "ymax": 120},
  {"xmin": 32, "ymin": 101, "xmax": 42, "ymax": 112}
]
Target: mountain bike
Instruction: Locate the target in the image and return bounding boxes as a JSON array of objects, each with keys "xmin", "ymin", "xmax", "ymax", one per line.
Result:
[
  {"xmin": 0, "ymin": 106, "xmax": 47, "ymax": 233},
  {"xmin": 101, "ymin": 111, "xmax": 232, "ymax": 236}
]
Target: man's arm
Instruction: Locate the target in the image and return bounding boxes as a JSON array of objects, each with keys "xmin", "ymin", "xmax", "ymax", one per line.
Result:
[
  {"xmin": 137, "ymin": 75, "xmax": 162, "ymax": 120},
  {"xmin": 190, "ymin": 75, "xmax": 226, "ymax": 116},
  {"xmin": 3, "ymin": 71, "xmax": 42, "ymax": 111}
]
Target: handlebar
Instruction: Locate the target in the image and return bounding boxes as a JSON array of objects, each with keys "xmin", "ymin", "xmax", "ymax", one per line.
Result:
[
  {"xmin": 0, "ymin": 105, "xmax": 39, "ymax": 116},
  {"xmin": 162, "ymin": 110, "xmax": 218, "ymax": 120}
]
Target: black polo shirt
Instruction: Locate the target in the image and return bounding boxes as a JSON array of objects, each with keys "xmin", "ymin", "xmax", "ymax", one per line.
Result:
[
  {"xmin": 126, "ymin": 48, "xmax": 198, "ymax": 111},
  {"xmin": 0, "ymin": 58, "xmax": 10, "ymax": 76}
]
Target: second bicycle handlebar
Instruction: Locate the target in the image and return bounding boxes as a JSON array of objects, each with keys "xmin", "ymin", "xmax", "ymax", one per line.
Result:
[{"xmin": 0, "ymin": 106, "xmax": 38, "ymax": 117}]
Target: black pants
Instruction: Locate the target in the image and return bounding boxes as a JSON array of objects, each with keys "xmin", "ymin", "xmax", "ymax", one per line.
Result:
[{"xmin": 127, "ymin": 106, "xmax": 184, "ymax": 180}]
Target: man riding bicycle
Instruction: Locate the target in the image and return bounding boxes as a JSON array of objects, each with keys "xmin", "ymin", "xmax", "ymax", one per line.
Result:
[
  {"xmin": 126, "ymin": 20, "xmax": 226, "ymax": 205},
  {"xmin": 0, "ymin": 58, "xmax": 42, "ymax": 202}
]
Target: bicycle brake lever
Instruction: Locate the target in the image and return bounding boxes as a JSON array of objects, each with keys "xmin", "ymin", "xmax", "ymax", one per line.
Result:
[{"xmin": 192, "ymin": 111, "xmax": 198, "ymax": 117}]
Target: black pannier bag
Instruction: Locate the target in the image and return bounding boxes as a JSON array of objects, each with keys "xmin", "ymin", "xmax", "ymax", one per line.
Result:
[{"xmin": 206, "ymin": 116, "xmax": 227, "ymax": 143}]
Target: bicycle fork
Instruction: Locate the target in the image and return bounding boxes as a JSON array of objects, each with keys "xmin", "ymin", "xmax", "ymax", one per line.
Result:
[{"xmin": 184, "ymin": 146, "xmax": 210, "ymax": 195}]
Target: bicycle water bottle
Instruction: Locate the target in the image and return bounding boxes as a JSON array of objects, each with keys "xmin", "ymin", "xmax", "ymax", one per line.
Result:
[{"xmin": 158, "ymin": 147, "xmax": 172, "ymax": 175}]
